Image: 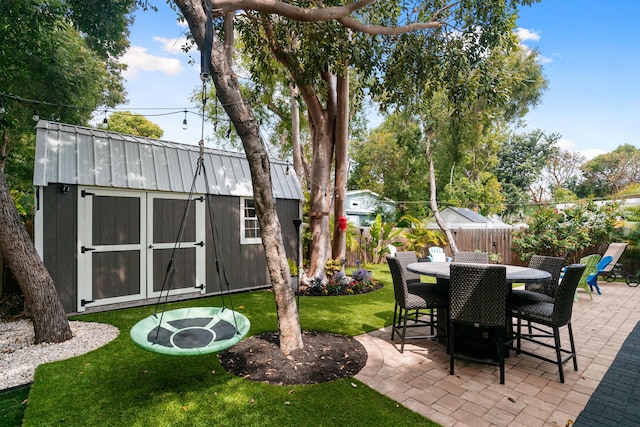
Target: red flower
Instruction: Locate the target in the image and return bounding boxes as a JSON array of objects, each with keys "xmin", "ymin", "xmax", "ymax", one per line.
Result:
[{"xmin": 338, "ymin": 215, "xmax": 348, "ymax": 232}]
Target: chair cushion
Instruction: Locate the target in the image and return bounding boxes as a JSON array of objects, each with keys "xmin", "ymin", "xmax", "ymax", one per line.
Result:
[
  {"xmin": 514, "ymin": 301, "xmax": 554, "ymax": 326},
  {"xmin": 510, "ymin": 289, "xmax": 554, "ymax": 307},
  {"xmin": 407, "ymin": 285, "xmax": 448, "ymax": 309}
]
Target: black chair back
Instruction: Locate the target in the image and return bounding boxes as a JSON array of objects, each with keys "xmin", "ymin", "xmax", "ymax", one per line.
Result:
[
  {"xmin": 387, "ymin": 256, "xmax": 409, "ymax": 308},
  {"xmin": 449, "ymin": 264, "xmax": 507, "ymax": 328},
  {"xmin": 394, "ymin": 251, "xmax": 421, "ymax": 284},
  {"xmin": 526, "ymin": 255, "xmax": 565, "ymax": 297},
  {"xmin": 453, "ymin": 251, "xmax": 489, "ymax": 264},
  {"xmin": 552, "ymin": 264, "xmax": 586, "ymax": 326}
]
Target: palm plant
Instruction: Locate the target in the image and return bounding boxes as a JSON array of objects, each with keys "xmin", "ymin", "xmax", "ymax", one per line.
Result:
[{"xmin": 400, "ymin": 214, "xmax": 448, "ymax": 259}]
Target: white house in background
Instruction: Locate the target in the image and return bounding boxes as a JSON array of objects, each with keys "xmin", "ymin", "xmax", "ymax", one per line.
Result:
[
  {"xmin": 345, "ymin": 190, "xmax": 396, "ymax": 227},
  {"xmin": 426, "ymin": 207, "xmax": 512, "ymax": 230}
]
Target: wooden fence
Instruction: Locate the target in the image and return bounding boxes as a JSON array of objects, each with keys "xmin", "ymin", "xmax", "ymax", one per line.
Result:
[{"xmin": 346, "ymin": 227, "xmax": 524, "ymax": 267}]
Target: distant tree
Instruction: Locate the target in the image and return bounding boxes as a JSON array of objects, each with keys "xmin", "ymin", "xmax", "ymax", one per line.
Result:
[
  {"xmin": 348, "ymin": 114, "xmax": 431, "ymax": 220},
  {"xmin": 580, "ymin": 144, "xmax": 640, "ymax": 196},
  {"xmin": 544, "ymin": 149, "xmax": 585, "ymax": 191},
  {"xmin": 442, "ymin": 171, "xmax": 505, "ymax": 216},
  {"xmin": 106, "ymin": 111, "xmax": 164, "ymax": 138},
  {"xmin": 495, "ymin": 131, "xmax": 559, "ymax": 219}
]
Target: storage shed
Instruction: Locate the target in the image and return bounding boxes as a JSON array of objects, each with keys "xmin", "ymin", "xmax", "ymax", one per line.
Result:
[{"xmin": 33, "ymin": 121, "xmax": 304, "ymax": 314}]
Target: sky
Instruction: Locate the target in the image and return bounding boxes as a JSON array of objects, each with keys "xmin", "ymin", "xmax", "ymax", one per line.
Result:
[{"xmin": 116, "ymin": 1, "xmax": 640, "ymax": 160}]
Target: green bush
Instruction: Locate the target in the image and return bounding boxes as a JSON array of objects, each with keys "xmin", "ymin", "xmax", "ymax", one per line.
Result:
[{"xmin": 512, "ymin": 202, "xmax": 623, "ymax": 263}]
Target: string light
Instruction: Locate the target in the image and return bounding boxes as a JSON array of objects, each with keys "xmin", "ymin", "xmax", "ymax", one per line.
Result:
[{"xmin": 0, "ymin": 91, "xmax": 248, "ymax": 130}]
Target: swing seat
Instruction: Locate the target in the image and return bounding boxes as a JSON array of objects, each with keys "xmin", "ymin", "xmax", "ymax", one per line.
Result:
[{"xmin": 130, "ymin": 307, "xmax": 250, "ymax": 356}]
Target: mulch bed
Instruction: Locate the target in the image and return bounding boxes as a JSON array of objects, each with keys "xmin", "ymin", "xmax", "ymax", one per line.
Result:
[{"xmin": 219, "ymin": 330, "xmax": 367, "ymax": 385}]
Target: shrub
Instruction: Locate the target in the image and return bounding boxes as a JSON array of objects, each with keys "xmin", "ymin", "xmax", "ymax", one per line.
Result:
[{"xmin": 512, "ymin": 202, "xmax": 623, "ymax": 263}]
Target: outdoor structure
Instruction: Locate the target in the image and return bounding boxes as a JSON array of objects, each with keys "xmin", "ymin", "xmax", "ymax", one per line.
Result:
[
  {"xmin": 425, "ymin": 207, "xmax": 515, "ymax": 264},
  {"xmin": 33, "ymin": 121, "xmax": 304, "ymax": 314},
  {"xmin": 426, "ymin": 207, "xmax": 511, "ymax": 230},
  {"xmin": 345, "ymin": 189, "xmax": 396, "ymax": 226}
]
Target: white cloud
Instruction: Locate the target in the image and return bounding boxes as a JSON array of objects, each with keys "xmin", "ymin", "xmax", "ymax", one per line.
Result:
[
  {"xmin": 121, "ymin": 46, "xmax": 184, "ymax": 78},
  {"xmin": 555, "ymin": 138, "xmax": 575, "ymax": 151},
  {"xmin": 153, "ymin": 36, "xmax": 189, "ymax": 55},
  {"xmin": 577, "ymin": 148, "xmax": 606, "ymax": 161},
  {"xmin": 537, "ymin": 55, "xmax": 553, "ymax": 64},
  {"xmin": 555, "ymin": 138, "xmax": 604, "ymax": 160},
  {"xmin": 515, "ymin": 27, "xmax": 541, "ymax": 42}
]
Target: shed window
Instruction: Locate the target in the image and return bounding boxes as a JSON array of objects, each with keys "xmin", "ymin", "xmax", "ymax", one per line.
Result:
[{"xmin": 241, "ymin": 198, "xmax": 261, "ymax": 244}]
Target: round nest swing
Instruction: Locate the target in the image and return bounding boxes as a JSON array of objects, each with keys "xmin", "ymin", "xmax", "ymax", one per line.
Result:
[{"xmin": 130, "ymin": 306, "xmax": 250, "ymax": 356}]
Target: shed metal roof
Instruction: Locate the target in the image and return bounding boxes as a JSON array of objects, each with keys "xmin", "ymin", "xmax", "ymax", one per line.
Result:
[{"xmin": 33, "ymin": 121, "xmax": 304, "ymax": 200}]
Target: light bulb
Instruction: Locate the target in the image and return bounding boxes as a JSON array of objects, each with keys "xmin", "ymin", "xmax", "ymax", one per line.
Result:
[
  {"xmin": 32, "ymin": 110, "xmax": 39, "ymax": 121},
  {"xmin": 0, "ymin": 101, "xmax": 5, "ymax": 114},
  {"xmin": 182, "ymin": 118, "xmax": 187, "ymax": 130}
]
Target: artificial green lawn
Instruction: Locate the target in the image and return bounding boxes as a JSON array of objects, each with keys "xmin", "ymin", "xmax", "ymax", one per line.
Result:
[
  {"xmin": 19, "ymin": 265, "xmax": 440, "ymax": 427},
  {"xmin": 0, "ymin": 385, "xmax": 30, "ymax": 425}
]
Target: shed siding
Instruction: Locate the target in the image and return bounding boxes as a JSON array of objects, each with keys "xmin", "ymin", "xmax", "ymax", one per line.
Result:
[
  {"xmin": 204, "ymin": 196, "xmax": 264, "ymax": 292},
  {"xmin": 42, "ymin": 184, "xmax": 78, "ymax": 312}
]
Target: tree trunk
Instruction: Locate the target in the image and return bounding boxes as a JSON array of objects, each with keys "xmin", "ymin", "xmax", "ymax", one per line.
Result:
[
  {"xmin": 331, "ymin": 71, "xmax": 349, "ymax": 260},
  {"xmin": 425, "ymin": 134, "xmax": 459, "ymax": 253},
  {"xmin": 306, "ymin": 112, "xmax": 334, "ymax": 279},
  {"xmin": 0, "ymin": 158, "xmax": 71, "ymax": 343},
  {"xmin": 289, "ymin": 83, "xmax": 308, "ymax": 187},
  {"xmin": 175, "ymin": 0, "xmax": 303, "ymax": 352},
  {"xmin": 301, "ymin": 72, "xmax": 336, "ymax": 279}
]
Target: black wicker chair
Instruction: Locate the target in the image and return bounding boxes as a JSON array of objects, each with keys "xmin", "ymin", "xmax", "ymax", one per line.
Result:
[
  {"xmin": 449, "ymin": 264, "xmax": 508, "ymax": 384},
  {"xmin": 394, "ymin": 251, "xmax": 423, "ymax": 290},
  {"xmin": 511, "ymin": 264, "xmax": 586, "ymax": 383},
  {"xmin": 453, "ymin": 251, "xmax": 489, "ymax": 264},
  {"xmin": 387, "ymin": 256, "xmax": 448, "ymax": 353},
  {"xmin": 511, "ymin": 255, "xmax": 565, "ymax": 305}
]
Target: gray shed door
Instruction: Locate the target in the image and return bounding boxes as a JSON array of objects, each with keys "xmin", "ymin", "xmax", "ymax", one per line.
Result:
[{"xmin": 77, "ymin": 188, "xmax": 205, "ymax": 312}]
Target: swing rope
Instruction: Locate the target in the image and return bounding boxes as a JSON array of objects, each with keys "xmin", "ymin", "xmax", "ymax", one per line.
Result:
[{"xmin": 151, "ymin": 56, "xmax": 241, "ymax": 339}]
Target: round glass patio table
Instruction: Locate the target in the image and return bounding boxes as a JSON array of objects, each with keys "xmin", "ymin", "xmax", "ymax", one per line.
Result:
[{"xmin": 406, "ymin": 262, "xmax": 551, "ymax": 283}]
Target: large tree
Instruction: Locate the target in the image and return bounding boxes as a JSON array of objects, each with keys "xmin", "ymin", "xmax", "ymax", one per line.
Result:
[
  {"xmin": 0, "ymin": 0, "xmax": 137, "ymax": 343},
  {"xmin": 495, "ymin": 130, "xmax": 559, "ymax": 218},
  {"xmin": 173, "ymin": 0, "xmax": 540, "ymax": 352},
  {"xmin": 580, "ymin": 144, "xmax": 640, "ymax": 197},
  {"xmin": 373, "ymin": 26, "xmax": 545, "ymax": 249},
  {"xmin": 348, "ymin": 114, "xmax": 432, "ymax": 221}
]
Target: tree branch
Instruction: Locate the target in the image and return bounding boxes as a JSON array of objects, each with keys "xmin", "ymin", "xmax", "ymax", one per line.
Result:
[
  {"xmin": 210, "ymin": 0, "xmax": 375, "ymax": 20},
  {"xmin": 212, "ymin": 0, "xmax": 446, "ymax": 34},
  {"xmin": 337, "ymin": 16, "xmax": 443, "ymax": 35}
]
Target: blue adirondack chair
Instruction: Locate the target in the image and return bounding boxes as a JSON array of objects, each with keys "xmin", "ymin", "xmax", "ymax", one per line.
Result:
[
  {"xmin": 587, "ymin": 255, "xmax": 613, "ymax": 295},
  {"xmin": 427, "ymin": 246, "xmax": 452, "ymax": 262}
]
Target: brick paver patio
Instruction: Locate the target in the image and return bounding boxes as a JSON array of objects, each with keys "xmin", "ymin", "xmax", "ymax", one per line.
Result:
[{"xmin": 355, "ymin": 281, "xmax": 640, "ymax": 427}]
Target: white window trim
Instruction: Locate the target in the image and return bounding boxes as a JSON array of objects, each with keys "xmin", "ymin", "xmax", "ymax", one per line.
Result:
[{"xmin": 240, "ymin": 197, "xmax": 261, "ymax": 245}]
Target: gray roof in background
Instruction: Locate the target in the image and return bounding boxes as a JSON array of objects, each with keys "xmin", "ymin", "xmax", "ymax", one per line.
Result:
[
  {"xmin": 447, "ymin": 207, "xmax": 491, "ymax": 223},
  {"xmin": 33, "ymin": 121, "xmax": 304, "ymax": 200}
]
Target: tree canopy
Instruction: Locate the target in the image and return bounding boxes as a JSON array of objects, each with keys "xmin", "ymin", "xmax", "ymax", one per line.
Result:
[
  {"xmin": 579, "ymin": 144, "xmax": 640, "ymax": 197},
  {"xmin": 106, "ymin": 112, "xmax": 164, "ymax": 138}
]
